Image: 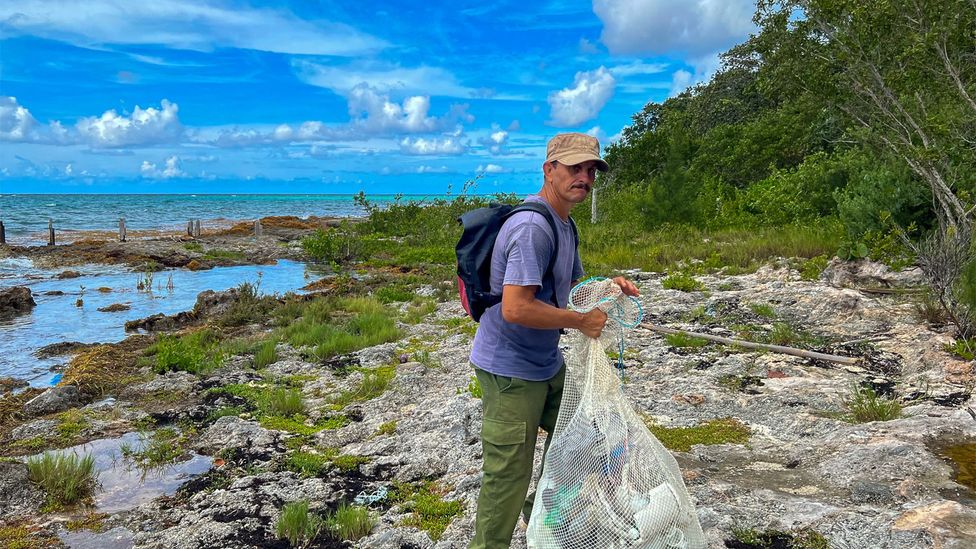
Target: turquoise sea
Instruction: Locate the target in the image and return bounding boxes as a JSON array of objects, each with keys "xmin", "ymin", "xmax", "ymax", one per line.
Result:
[{"xmin": 0, "ymin": 193, "xmax": 440, "ymax": 244}]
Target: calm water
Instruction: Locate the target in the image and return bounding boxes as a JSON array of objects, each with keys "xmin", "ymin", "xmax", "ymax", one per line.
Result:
[
  {"xmin": 0, "ymin": 258, "xmax": 317, "ymax": 386},
  {"xmin": 0, "ymin": 193, "xmax": 444, "ymax": 244}
]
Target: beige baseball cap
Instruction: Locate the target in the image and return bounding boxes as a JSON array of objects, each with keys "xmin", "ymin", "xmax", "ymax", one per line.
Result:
[{"xmin": 545, "ymin": 132, "xmax": 609, "ymax": 172}]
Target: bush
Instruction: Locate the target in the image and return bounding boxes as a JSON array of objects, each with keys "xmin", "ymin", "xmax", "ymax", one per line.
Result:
[
  {"xmin": 254, "ymin": 338, "xmax": 279, "ymax": 369},
  {"xmin": 266, "ymin": 388, "xmax": 305, "ymax": 417},
  {"xmin": 276, "ymin": 500, "xmax": 323, "ymax": 548},
  {"xmin": 662, "ymin": 272, "xmax": 705, "ymax": 292},
  {"xmin": 26, "ymin": 452, "xmax": 98, "ymax": 508}
]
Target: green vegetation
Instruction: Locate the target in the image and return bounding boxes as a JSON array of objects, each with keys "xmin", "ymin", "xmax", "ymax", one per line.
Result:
[
  {"xmin": 285, "ymin": 448, "xmax": 370, "ymax": 477},
  {"xmin": 748, "ymin": 303, "xmax": 776, "ymax": 318},
  {"xmin": 327, "ymin": 502, "xmax": 375, "ymax": 541},
  {"xmin": 253, "ymin": 338, "xmax": 279, "ymax": 368},
  {"xmin": 642, "ymin": 417, "xmax": 751, "ymax": 452},
  {"xmin": 375, "ymin": 420, "xmax": 397, "ymax": 436},
  {"xmin": 439, "ymin": 316, "xmax": 479, "ymax": 338},
  {"xmin": 661, "ymin": 272, "xmax": 705, "ymax": 292},
  {"xmin": 466, "ymin": 376, "xmax": 483, "ymax": 399},
  {"xmin": 120, "ymin": 427, "xmax": 186, "ymax": 470},
  {"xmin": 276, "ymin": 297, "xmax": 400, "ymax": 361},
  {"xmin": 0, "ymin": 523, "xmax": 61, "ymax": 549},
  {"xmin": 276, "ymin": 500, "xmax": 323, "ymax": 548},
  {"xmin": 842, "ymin": 385, "xmax": 903, "ymax": 423},
  {"xmin": 203, "ymin": 249, "xmax": 246, "ymax": 261},
  {"xmin": 374, "ymin": 285, "xmax": 415, "ymax": 304},
  {"xmin": 26, "ymin": 451, "xmax": 98, "ymax": 509},
  {"xmin": 403, "ymin": 297, "xmax": 438, "ymax": 324},
  {"xmin": 220, "ymin": 280, "xmax": 278, "ymax": 327},
  {"xmin": 664, "ymin": 332, "xmax": 710, "ymax": 349},
  {"xmin": 325, "ymin": 365, "xmax": 396, "ymax": 410},
  {"xmin": 945, "ymin": 338, "xmax": 976, "ymax": 361},
  {"xmin": 798, "ymin": 255, "xmax": 829, "ymax": 281},
  {"xmin": 729, "ymin": 527, "xmax": 829, "ymax": 549},
  {"xmin": 183, "ymin": 242, "xmax": 203, "ymax": 252},
  {"xmin": 265, "ymin": 388, "xmax": 305, "ymax": 417},
  {"xmin": 146, "ymin": 329, "xmax": 224, "ymax": 375},
  {"xmin": 55, "ymin": 408, "xmax": 90, "ymax": 443},
  {"xmin": 215, "ymin": 382, "xmax": 343, "ymax": 435},
  {"xmin": 392, "ymin": 481, "xmax": 464, "ymax": 541}
]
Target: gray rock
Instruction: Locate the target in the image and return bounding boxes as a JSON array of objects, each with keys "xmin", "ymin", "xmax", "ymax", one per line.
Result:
[
  {"xmin": 0, "ymin": 461, "xmax": 44, "ymax": 517},
  {"xmin": 194, "ymin": 416, "xmax": 283, "ymax": 460},
  {"xmin": 0, "ymin": 286, "xmax": 36, "ymax": 319},
  {"xmin": 22, "ymin": 384, "xmax": 81, "ymax": 416},
  {"xmin": 10, "ymin": 418, "xmax": 58, "ymax": 440}
]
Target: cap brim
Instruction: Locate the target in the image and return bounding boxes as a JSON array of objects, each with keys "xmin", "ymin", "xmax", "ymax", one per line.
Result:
[{"xmin": 549, "ymin": 152, "xmax": 610, "ymax": 172}]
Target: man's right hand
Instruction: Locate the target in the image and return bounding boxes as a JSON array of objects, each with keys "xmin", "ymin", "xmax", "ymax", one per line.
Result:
[{"xmin": 578, "ymin": 308, "xmax": 608, "ymax": 339}]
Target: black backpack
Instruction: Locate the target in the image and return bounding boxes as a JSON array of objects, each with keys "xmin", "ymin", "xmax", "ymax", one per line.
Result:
[{"xmin": 456, "ymin": 201, "xmax": 578, "ymax": 321}]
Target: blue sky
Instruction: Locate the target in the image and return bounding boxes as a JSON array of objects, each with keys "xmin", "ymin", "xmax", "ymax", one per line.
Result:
[{"xmin": 0, "ymin": 0, "xmax": 756, "ymax": 194}]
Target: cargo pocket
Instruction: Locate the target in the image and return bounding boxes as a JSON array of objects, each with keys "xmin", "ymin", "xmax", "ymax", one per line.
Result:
[{"xmin": 482, "ymin": 418, "xmax": 526, "ymax": 475}]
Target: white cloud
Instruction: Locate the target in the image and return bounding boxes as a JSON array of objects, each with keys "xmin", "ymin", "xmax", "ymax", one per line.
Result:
[
  {"xmin": 609, "ymin": 61, "xmax": 669, "ymax": 77},
  {"xmin": 399, "ymin": 136, "xmax": 466, "ymax": 155},
  {"xmin": 594, "ymin": 0, "xmax": 755, "ymax": 56},
  {"xmin": 417, "ymin": 165, "xmax": 450, "ymax": 173},
  {"xmin": 670, "ymin": 53, "xmax": 722, "ymax": 96},
  {"xmin": 0, "ymin": 96, "xmax": 39, "ymax": 141},
  {"xmin": 478, "ymin": 124, "xmax": 511, "ymax": 155},
  {"xmin": 76, "ymin": 100, "xmax": 182, "ymax": 147},
  {"xmin": 140, "ymin": 155, "xmax": 186, "ymax": 179},
  {"xmin": 585, "ymin": 126, "xmax": 606, "ymax": 141},
  {"xmin": 547, "ymin": 67, "xmax": 616, "ymax": 127},
  {"xmin": 2, "ymin": 0, "xmax": 385, "ymax": 56},
  {"xmin": 579, "ymin": 37, "xmax": 600, "ymax": 54},
  {"xmin": 477, "ymin": 163, "xmax": 506, "ymax": 174},
  {"xmin": 293, "ymin": 61, "xmax": 478, "ymax": 99}
]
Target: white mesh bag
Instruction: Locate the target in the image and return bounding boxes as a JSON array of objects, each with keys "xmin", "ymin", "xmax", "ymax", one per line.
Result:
[{"xmin": 526, "ymin": 278, "xmax": 705, "ymax": 549}]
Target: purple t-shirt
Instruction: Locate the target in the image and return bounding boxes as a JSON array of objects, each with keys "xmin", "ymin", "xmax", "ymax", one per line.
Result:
[{"xmin": 469, "ymin": 195, "xmax": 585, "ymax": 381}]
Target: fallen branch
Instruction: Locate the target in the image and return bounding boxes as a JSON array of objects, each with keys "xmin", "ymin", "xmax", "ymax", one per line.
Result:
[
  {"xmin": 849, "ymin": 286, "xmax": 926, "ymax": 295},
  {"xmin": 641, "ymin": 323, "xmax": 860, "ymax": 366}
]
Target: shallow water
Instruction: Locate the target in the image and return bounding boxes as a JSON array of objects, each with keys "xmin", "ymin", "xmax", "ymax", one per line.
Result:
[
  {"xmin": 58, "ymin": 526, "xmax": 135, "ymax": 549},
  {"xmin": 35, "ymin": 431, "xmax": 212, "ymax": 514},
  {"xmin": 0, "ymin": 258, "xmax": 317, "ymax": 386}
]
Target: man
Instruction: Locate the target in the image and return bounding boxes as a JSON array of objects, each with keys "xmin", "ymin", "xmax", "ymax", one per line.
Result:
[{"xmin": 468, "ymin": 132, "xmax": 639, "ymax": 548}]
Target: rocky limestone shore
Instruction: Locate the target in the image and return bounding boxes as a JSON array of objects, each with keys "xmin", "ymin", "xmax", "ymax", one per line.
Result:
[{"xmin": 1, "ymin": 259, "xmax": 974, "ymax": 548}]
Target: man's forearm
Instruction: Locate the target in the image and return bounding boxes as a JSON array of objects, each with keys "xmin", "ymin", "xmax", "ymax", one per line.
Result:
[{"xmin": 501, "ymin": 296, "xmax": 584, "ymax": 330}]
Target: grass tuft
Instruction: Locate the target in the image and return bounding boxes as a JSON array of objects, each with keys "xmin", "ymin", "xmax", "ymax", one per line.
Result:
[
  {"xmin": 327, "ymin": 502, "xmax": 375, "ymax": 541},
  {"xmin": 392, "ymin": 481, "xmax": 463, "ymax": 541},
  {"xmin": 276, "ymin": 500, "xmax": 323, "ymax": 548},
  {"xmin": 147, "ymin": 329, "xmax": 224, "ymax": 376},
  {"xmin": 843, "ymin": 384, "xmax": 903, "ymax": 423},
  {"xmin": 665, "ymin": 332, "xmax": 710, "ymax": 349},
  {"xmin": 661, "ymin": 272, "xmax": 705, "ymax": 292},
  {"xmin": 26, "ymin": 451, "xmax": 98, "ymax": 509}
]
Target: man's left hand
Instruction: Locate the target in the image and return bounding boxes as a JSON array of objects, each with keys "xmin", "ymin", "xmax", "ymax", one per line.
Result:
[{"xmin": 612, "ymin": 276, "xmax": 640, "ymax": 297}]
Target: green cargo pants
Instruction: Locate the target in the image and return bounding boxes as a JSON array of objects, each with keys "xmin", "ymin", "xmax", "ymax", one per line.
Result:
[{"xmin": 469, "ymin": 365, "xmax": 565, "ymax": 549}]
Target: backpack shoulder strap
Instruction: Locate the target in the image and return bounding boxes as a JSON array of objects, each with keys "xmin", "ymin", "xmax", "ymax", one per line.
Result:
[{"xmin": 506, "ymin": 202, "xmax": 566, "ymax": 308}]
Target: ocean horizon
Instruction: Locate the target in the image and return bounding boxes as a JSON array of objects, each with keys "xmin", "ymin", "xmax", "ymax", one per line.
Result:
[{"xmin": 0, "ymin": 193, "xmax": 481, "ymax": 243}]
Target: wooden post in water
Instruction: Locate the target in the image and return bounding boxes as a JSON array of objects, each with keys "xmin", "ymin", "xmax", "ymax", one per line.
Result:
[
  {"xmin": 254, "ymin": 219, "xmax": 263, "ymax": 237},
  {"xmin": 119, "ymin": 218, "xmax": 127, "ymax": 242},
  {"xmin": 0, "ymin": 220, "xmax": 5, "ymax": 244},
  {"xmin": 48, "ymin": 219, "xmax": 55, "ymax": 246},
  {"xmin": 193, "ymin": 220, "xmax": 201, "ymax": 238},
  {"xmin": 187, "ymin": 221, "xmax": 194, "ymax": 237}
]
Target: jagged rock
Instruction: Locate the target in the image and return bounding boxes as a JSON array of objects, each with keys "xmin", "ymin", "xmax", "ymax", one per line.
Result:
[
  {"xmin": 0, "ymin": 461, "xmax": 45, "ymax": 518},
  {"xmin": 121, "ymin": 371, "xmax": 199, "ymax": 398},
  {"xmin": 10, "ymin": 418, "xmax": 58, "ymax": 440},
  {"xmin": 821, "ymin": 258, "xmax": 925, "ymax": 288},
  {"xmin": 22, "ymin": 384, "xmax": 81, "ymax": 416},
  {"xmin": 34, "ymin": 341, "xmax": 97, "ymax": 358},
  {"xmin": 97, "ymin": 302, "xmax": 131, "ymax": 312},
  {"xmin": 125, "ymin": 311, "xmax": 198, "ymax": 332},
  {"xmin": 194, "ymin": 416, "xmax": 283, "ymax": 461},
  {"xmin": 0, "ymin": 286, "xmax": 36, "ymax": 319},
  {"xmin": 56, "ymin": 270, "xmax": 81, "ymax": 279}
]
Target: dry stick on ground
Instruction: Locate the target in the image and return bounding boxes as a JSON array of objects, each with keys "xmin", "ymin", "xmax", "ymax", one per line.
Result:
[{"xmin": 641, "ymin": 323, "xmax": 861, "ymax": 366}]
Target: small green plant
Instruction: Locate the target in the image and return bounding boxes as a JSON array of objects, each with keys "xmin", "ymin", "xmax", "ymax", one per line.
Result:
[
  {"xmin": 326, "ymin": 366, "xmax": 396, "ymax": 410},
  {"xmin": 55, "ymin": 408, "xmax": 90, "ymax": 443},
  {"xmin": 375, "ymin": 420, "xmax": 397, "ymax": 436},
  {"xmin": 206, "ymin": 406, "xmax": 243, "ymax": 423},
  {"xmin": 641, "ymin": 417, "xmax": 750, "ymax": 452},
  {"xmin": 120, "ymin": 428, "xmax": 183, "ymax": 470},
  {"xmin": 664, "ymin": 332, "xmax": 710, "ymax": 348},
  {"xmin": 439, "ymin": 316, "xmax": 479, "ymax": 337},
  {"xmin": 220, "ymin": 278, "xmax": 277, "ymax": 327},
  {"xmin": 944, "ymin": 338, "xmax": 976, "ymax": 360},
  {"xmin": 183, "ymin": 242, "xmax": 203, "ymax": 252},
  {"xmin": 914, "ymin": 292, "xmax": 950, "ymax": 326},
  {"xmin": 748, "ymin": 303, "xmax": 776, "ymax": 318},
  {"xmin": 729, "ymin": 526, "xmax": 829, "ymax": 549},
  {"xmin": 276, "ymin": 500, "xmax": 323, "ymax": 548},
  {"xmin": 148, "ymin": 329, "xmax": 224, "ymax": 375},
  {"xmin": 662, "ymin": 272, "xmax": 705, "ymax": 292},
  {"xmin": 136, "ymin": 261, "xmax": 159, "ymax": 292},
  {"xmin": 285, "ymin": 451, "xmax": 331, "ymax": 478},
  {"xmin": 467, "ymin": 376, "xmax": 483, "ymax": 399},
  {"xmin": 26, "ymin": 451, "xmax": 98, "ymax": 509},
  {"xmin": 375, "ymin": 285, "xmax": 415, "ymax": 303},
  {"xmin": 266, "ymin": 388, "xmax": 305, "ymax": 417},
  {"xmin": 416, "ymin": 349, "xmax": 442, "ymax": 368},
  {"xmin": 403, "ymin": 297, "xmax": 438, "ymax": 324},
  {"xmin": 327, "ymin": 502, "xmax": 375, "ymax": 541},
  {"xmin": 843, "ymin": 384, "xmax": 903, "ymax": 423},
  {"xmin": 254, "ymin": 338, "xmax": 279, "ymax": 368},
  {"xmin": 392, "ymin": 481, "xmax": 463, "ymax": 541},
  {"xmin": 798, "ymin": 254, "xmax": 829, "ymax": 281}
]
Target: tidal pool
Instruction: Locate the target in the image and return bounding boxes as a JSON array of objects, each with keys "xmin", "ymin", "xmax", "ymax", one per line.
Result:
[{"xmin": 0, "ymin": 258, "xmax": 317, "ymax": 386}]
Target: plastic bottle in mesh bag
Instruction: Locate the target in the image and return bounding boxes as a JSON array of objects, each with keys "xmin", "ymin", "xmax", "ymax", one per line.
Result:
[{"xmin": 526, "ymin": 278, "xmax": 705, "ymax": 549}]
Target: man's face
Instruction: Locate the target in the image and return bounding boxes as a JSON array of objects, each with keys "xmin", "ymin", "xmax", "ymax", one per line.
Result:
[{"xmin": 544, "ymin": 160, "xmax": 598, "ymax": 204}]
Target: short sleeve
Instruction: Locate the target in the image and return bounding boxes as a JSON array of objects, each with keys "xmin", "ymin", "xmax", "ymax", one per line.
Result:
[{"xmin": 501, "ymin": 214, "xmax": 553, "ymax": 288}]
